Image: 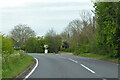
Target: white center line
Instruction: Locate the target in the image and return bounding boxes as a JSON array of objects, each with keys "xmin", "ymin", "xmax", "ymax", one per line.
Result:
[
  {"xmin": 81, "ymin": 64, "xmax": 95, "ymax": 74},
  {"xmin": 68, "ymin": 58, "xmax": 78, "ymax": 63}
]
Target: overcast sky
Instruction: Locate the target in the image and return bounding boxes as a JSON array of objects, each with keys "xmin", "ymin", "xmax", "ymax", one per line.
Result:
[{"xmin": 0, "ymin": 0, "xmax": 94, "ymax": 36}]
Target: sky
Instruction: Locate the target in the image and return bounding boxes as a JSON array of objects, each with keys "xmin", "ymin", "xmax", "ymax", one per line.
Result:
[{"xmin": 0, "ymin": 0, "xmax": 94, "ymax": 36}]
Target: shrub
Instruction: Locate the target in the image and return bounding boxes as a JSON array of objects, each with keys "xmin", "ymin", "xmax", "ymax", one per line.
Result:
[{"xmin": 2, "ymin": 35, "xmax": 14, "ymax": 55}]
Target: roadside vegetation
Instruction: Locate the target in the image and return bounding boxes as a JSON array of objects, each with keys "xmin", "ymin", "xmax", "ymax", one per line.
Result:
[
  {"xmin": 1, "ymin": 35, "xmax": 34, "ymax": 78},
  {"xmin": 1, "ymin": 2, "xmax": 120, "ymax": 78},
  {"xmin": 2, "ymin": 50, "xmax": 34, "ymax": 78},
  {"xmin": 60, "ymin": 2, "xmax": 120, "ymax": 63},
  {"xmin": 7, "ymin": 2, "xmax": 119, "ymax": 63},
  {"xmin": 76, "ymin": 53, "xmax": 118, "ymax": 63}
]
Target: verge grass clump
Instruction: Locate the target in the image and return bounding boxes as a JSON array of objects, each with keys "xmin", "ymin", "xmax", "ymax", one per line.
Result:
[{"xmin": 2, "ymin": 50, "xmax": 34, "ymax": 78}]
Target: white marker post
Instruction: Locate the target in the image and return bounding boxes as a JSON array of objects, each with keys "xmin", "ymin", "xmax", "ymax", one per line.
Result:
[{"xmin": 44, "ymin": 45, "xmax": 48, "ymax": 53}]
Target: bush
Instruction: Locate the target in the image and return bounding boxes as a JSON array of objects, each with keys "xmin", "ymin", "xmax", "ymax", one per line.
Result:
[
  {"xmin": 25, "ymin": 37, "xmax": 37, "ymax": 53},
  {"xmin": 14, "ymin": 48, "xmax": 21, "ymax": 50},
  {"xmin": 21, "ymin": 45, "xmax": 25, "ymax": 51},
  {"xmin": 2, "ymin": 35, "xmax": 14, "ymax": 55},
  {"xmin": 25, "ymin": 37, "xmax": 45, "ymax": 53},
  {"xmin": 2, "ymin": 50, "xmax": 34, "ymax": 78},
  {"xmin": 60, "ymin": 48, "xmax": 73, "ymax": 53}
]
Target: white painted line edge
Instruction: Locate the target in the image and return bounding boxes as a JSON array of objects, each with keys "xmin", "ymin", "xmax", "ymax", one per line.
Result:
[
  {"xmin": 24, "ymin": 57, "xmax": 38, "ymax": 80},
  {"xmin": 81, "ymin": 64, "xmax": 95, "ymax": 74},
  {"xmin": 68, "ymin": 58, "xmax": 78, "ymax": 63}
]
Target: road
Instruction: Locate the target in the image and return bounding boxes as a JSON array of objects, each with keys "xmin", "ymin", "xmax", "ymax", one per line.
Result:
[{"xmin": 27, "ymin": 53, "xmax": 118, "ymax": 80}]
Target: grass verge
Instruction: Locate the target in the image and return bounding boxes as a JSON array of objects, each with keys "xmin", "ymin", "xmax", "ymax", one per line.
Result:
[
  {"xmin": 2, "ymin": 50, "xmax": 34, "ymax": 78},
  {"xmin": 74, "ymin": 53, "xmax": 119, "ymax": 63}
]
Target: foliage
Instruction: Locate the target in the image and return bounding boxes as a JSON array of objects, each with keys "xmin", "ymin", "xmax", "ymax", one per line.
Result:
[
  {"xmin": 2, "ymin": 35, "xmax": 14, "ymax": 55},
  {"xmin": 45, "ymin": 29, "xmax": 62, "ymax": 53},
  {"xmin": 2, "ymin": 50, "xmax": 34, "ymax": 78},
  {"xmin": 60, "ymin": 2, "xmax": 120, "ymax": 60},
  {"xmin": 25, "ymin": 37, "xmax": 37, "ymax": 53},
  {"xmin": 60, "ymin": 10, "xmax": 94, "ymax": 55},
  {"xmin": 62, "ymin": 41, "xmax": 69, "ymax": 48},
  {"xmin": 94, "ymin": 2, "xmax": 120, "ymax": 57},
  {"xmin": 60, "ymin": 48, "xmax": 73, "ymax": 52},
  {"xmin": 10, "ymin": 24, "xmax": 35, "ymax": 47},
  {"xmin": 35, "ymin": 37, "xmax": 45, "ymax": 53},
  {"xmin": 75, "ymin": 53, "xmax": 118, "ymax": 63},
  {"xmin": 25, "ymin": 37, "xmax": 45, "ymax": 53}
]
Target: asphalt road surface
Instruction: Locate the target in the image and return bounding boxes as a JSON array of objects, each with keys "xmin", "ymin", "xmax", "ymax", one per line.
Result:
[{"xmin": 28, "ymin": 53, "xmax": 119, "ymax": 80}]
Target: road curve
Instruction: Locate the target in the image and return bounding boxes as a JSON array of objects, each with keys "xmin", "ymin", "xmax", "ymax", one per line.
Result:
[{"xmin": 27, "ymin": 53, "xmax": 118, "ymax": 80}]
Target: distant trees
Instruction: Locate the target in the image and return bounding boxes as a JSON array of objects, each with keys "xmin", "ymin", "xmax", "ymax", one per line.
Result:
[
  {"xmin": 3, "ymin": 2, "xmax": 119, "ymax": 58},
  {"xmin": 45, "ymin": 29, "xmax": 62, "ymax": 53},
  {"xmin": 25, "ymin": 37, "xmax": 37, "ymax": 53},
  {"xmin": 60, "ymin": 2, "xmax": 120, "ymax": 59},
  {"xmin": 25, "ymin": 36, "xmax": 45, "ymax": 53},
  {"xmin": 10, "ymin": 24, "xmax": 35, "ymax": 47},
  {"xmin": 60, "ymin": 10, "xmax": 94, "ymax": 54},
  {"xmin": 25, "ymin": 29, "xmax": 62, "ymax": 53}
]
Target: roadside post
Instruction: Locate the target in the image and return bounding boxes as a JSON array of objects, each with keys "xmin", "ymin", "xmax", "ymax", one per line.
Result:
[{"xmin": 44, "ymin": 45, "xmax": 48, "ymax": 53}]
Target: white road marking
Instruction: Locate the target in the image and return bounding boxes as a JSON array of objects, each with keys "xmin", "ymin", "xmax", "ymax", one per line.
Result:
[
  {"xmin": 24, "ymin": 57, "xmax": 38, "ymax": 80},
  {"xmin": 81, "ymin": 64, "xmax": 95, "ymax": 74},
  {"xmin": 68, "ymin": 58, "xmax": 78, "ymax": 63}
]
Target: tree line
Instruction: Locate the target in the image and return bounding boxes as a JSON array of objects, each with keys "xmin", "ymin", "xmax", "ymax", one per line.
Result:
[
  {"xmin": 1, "ymin": 24, "xmax": 62, "ymax": 53},
  {"xmin": 60, "ymin": 2, "xmax": 120, "ymax": 58},
  {"xmin": 1, "ymin": 2, "xmax": 120, "ymax": 59}
]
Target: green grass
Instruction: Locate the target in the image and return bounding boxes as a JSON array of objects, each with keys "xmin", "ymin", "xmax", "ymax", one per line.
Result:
[
  {"xmin": 2, "ymin": 50, "xmax": 34, "ymax": 78},
  {"xmin": 0, "ymin": 35, "xmax": 1, "ymax": 79},
  {"xmin": 74, "ymin": 53, "xmax": 119, "ymax": 63}
]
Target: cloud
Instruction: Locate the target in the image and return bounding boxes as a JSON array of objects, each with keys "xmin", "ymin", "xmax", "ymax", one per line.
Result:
[
  {"xmin": 0, "ymin": 0, "xmax": 94, "ymax": 36},
  {"xmin": 0, "ymin": 0, "xmax": 92, "ymax": 8},
  {"xmin": 36, "ymin": 6, "xmax": 93, "ymax": 11}
]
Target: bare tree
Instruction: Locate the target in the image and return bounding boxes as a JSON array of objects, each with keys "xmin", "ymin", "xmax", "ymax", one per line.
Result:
[
  {"xmin": 79, "ymin": 10, "xmax": 95, "ymax": 41},
  {"xmin": 11, "ymin": 24, "xmax": 35, "ymax": 47},
  {"xmin": 61, "ymin": 10, "xmax": 95, "ymax": 52},
  {"xmin": 79, "ymin": 10, "xmax": 92, "ymax": 26}
]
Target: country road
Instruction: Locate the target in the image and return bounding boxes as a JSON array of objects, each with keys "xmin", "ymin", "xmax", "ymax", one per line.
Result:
[{"xmin": 27, "ymin": 53, "xmax": 118, "ymax": 80}]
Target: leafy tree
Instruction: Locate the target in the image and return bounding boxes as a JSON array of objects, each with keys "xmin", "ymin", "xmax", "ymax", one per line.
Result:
[
  {"xmin": 2, "ymin": 35, "xmax": 14, "ymax": 55},
  {"xmin": 94, "ymin": 2, "xmax": 120, "ymax": 57},
  {"xmin": 0, "ymin": 34, "xmax": 2, "ymax": 54},
  {"xmin": 25, "ymin": 37, "xmax": 37, "ymax": 53},
  {"xmin": 10, "ymin": 24, "xmax": 35, "ymax": 47},
  {"xmin": 35, "ymin": 36, "xmax": 45, "ymax": 53},
  {"xmin": 62, "ymin": 41, "xmax": 69, "ymax": 48},
  {"xmin": 25, "ymin": 36, "xmax": 45, "ymax": 53},
  {"xmin": 45, "ymin": 29, "xmax": 61, "ymax": 53}
]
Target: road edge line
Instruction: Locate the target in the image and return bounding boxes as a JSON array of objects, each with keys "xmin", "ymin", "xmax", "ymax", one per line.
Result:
[{"xmin": 24, "ymin": 57, "xmax": 38, "ymax": 79}]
